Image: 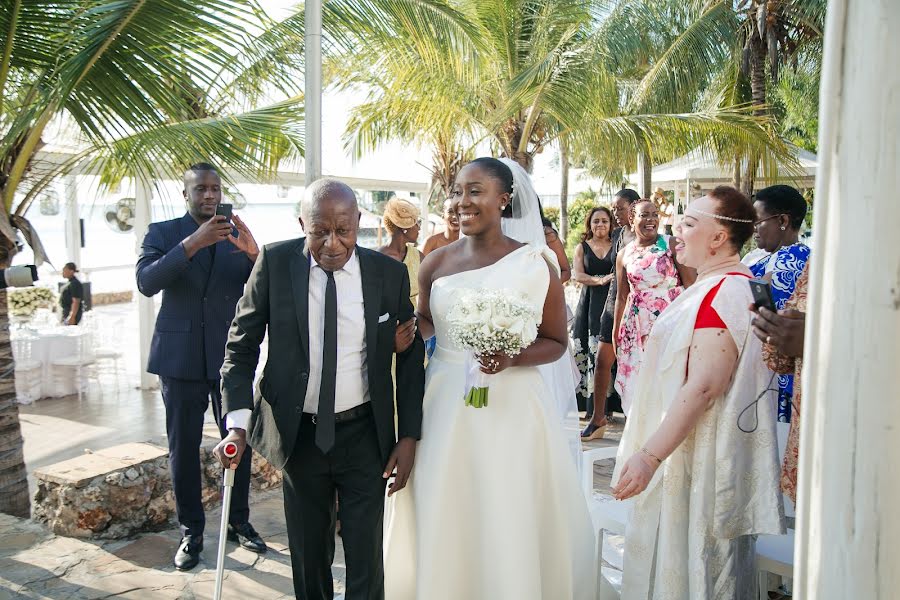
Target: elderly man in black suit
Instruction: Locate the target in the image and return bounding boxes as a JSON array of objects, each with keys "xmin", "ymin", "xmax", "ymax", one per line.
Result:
[{"xmin": 215, "ymin": 178, "xmax": 425, "ymax": 600}]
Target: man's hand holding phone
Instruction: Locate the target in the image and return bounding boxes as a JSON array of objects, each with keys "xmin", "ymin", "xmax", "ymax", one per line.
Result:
[
  {"xmin": 182, "ymin": 215, "xmax": 232, "ymax": 259},
  {"xmin": 215, "ymin": 203, "xmax": 233, "ymax": 221}
]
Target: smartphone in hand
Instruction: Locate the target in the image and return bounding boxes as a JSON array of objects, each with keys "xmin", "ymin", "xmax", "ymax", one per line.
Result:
[
  {"xmin": 749, "ymin": 278, "xmax": 776, "ymax": 312},
  {"xmin": 215, "ymin": 203, "xmax": 233, "ymax": 222}
]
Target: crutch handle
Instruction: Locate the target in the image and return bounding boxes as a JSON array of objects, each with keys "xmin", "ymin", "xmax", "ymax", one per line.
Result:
[{"xmin": 223, "ymin": 442, "xmax": 238, "ymax": 458}]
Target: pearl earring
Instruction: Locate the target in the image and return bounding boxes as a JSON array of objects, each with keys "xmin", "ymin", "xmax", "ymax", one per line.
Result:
[
  {"xmin": 780, "ymin": 226, "xmax": 786, "ymax": 231},
  {"xmin": 402, "ymin": 229, "xmax": 408, "ymax": 234}
]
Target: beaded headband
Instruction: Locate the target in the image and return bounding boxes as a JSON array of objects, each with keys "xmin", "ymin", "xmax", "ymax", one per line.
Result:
[{"xmin": 688, "ymin": 207, "xmax": 753, "ymax": 223}]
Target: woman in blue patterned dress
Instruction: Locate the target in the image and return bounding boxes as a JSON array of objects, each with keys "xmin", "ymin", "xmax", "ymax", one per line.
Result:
[{"xmin": 748, "ymin": 185, "xmax": 810, "ymax": 422}]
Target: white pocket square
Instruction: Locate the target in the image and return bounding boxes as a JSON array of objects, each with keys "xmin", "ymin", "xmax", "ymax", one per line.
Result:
[{"xmin": 378, "ymin": 312, "xmax": 391, "ymax": 323}]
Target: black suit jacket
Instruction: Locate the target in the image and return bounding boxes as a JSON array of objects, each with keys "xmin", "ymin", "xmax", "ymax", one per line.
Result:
[
  {"xmin": 220, "ymin": 238, "xmax": 425, "ymax": 470},
  {"xmin": 137, "ymin": 213, "xmax": 254, "ymax": 380}
]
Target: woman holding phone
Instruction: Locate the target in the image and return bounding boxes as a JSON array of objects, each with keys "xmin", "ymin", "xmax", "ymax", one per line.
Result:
[{"xmin": 747, "ymin": 185, "xmax": 810, "ymax": 423}]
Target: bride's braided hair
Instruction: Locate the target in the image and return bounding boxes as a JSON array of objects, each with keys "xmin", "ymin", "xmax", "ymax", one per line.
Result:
[{"xmin": 469, "ymin": 157, "xmax": 515, "ymax": 217}]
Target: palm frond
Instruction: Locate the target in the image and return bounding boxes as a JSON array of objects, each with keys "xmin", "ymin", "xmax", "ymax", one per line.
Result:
[
  {"xmin": 624, "ymin": 1, "xmax": 739, "ymax": 113},
  {"xmin": 570, "ymin": 104, "xmax": 799, "ymax": 181},
  {"xmin": 15, "ymin": 97, "xmax": 304, "ymax": 217}
]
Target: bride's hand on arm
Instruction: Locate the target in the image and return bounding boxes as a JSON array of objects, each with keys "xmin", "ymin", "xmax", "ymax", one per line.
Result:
[{"xmin": 612, "ymin": 328, "xmax": 739, "ymax": 500}]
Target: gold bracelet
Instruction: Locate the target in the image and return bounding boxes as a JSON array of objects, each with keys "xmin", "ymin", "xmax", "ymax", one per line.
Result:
[{"xmin": 640, "ymin": 447, "xmax": 662, "ymax": 464}]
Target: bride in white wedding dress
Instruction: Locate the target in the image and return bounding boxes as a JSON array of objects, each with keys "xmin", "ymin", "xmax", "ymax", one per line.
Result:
[{"xmin": 384, "ymin": 158, "xmax": 596, "ymax": 600}]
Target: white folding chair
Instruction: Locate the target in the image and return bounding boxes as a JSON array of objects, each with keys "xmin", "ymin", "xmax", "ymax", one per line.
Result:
[
  {"xmin": 756, "ymin": 531, "xmax": 795, "ymax": 600},
  {"xmin": 85, "ymin": 315, "xmax": 124, "ymax": 390},
  {"xmin": 755, "ymin": 421, "xmax": 795, "ymax": 598},
  {"xmin": 582, "ymin": 446, "xmax": 631, "ymax": 599},
  {"xmin": 50, "ymin": 330, "xmax": 95, "ymax": 400},
  {"xmin": 12, "ymin": 336, "xmax": 43, "ymax": 404}
]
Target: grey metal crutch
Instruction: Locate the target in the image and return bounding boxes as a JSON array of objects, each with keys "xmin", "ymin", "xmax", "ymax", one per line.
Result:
[{"xmin": 213, "ymin": 441, "xmax": 238, "ymax": 600}]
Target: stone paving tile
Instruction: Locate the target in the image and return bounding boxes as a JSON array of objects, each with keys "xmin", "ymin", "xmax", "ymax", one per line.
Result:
[
  {"xmin": 0, "ymin": 489, "xmax": 349, "ymax": 600},
  {"xmin": 2, "ymin": 426, "xmax": 620, "ymax": 599}
]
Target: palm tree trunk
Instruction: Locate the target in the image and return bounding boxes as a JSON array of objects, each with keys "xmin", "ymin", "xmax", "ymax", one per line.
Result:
[
  {"xmin": 744, "ymin": 27, "xmax": 767, "ymax": 196},
  {"xmin": 559, "ymin": 138, "xmax": 569, "ymax": 242},
  {"xmin": 0, "ymin": 242, "xmax": 30, "ymax": 517},
  {"xmin": 638, "ymin": 150, "xmax": 652, "ymax": 198},
  {"xmin": 511, "ymin": 151, "xmax": 533, "ymax": 173},
  {"xmin": 733, "ymin": 156, "xmax": 742, "ymax": 190}
]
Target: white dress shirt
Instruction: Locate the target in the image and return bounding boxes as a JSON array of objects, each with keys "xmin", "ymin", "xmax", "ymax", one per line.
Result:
[{"xmin": 226, "ymin": 250, "xmax": 369, "ymax": 431}]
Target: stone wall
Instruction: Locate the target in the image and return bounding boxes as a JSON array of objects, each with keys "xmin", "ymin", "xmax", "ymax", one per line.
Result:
[
  {"xmin": 32, "ymin": 439, "xmax": 282, "ymax": 540},
  {"xmin": 91, "ymin": 291, "xmax": 133, "ymax": 306}
]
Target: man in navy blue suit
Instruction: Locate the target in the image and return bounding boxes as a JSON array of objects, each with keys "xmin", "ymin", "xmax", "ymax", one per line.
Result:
[{"xmin": 136, "ymin": 163, "xmax": 267, "ymax": 571}]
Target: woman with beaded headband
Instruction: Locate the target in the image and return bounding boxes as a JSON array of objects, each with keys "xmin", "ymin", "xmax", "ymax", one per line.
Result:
[{"xmin": 611, "ymin": 186, "xmax": 784, "ymax": 600}]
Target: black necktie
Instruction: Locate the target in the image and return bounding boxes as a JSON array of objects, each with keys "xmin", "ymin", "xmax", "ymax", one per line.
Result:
[{"xmin": 315, "ymin": 270, "xmax": 337, "ymax": 453}]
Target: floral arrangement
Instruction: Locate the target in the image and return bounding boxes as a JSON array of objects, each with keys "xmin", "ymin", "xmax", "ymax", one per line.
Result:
[
  {"xmin": 8, "ymin": 286, "xmax": 56, "ymax": 317},
  {"xmin": 445, "ymin": 288, "xmax": 541, "ymax": 408}
]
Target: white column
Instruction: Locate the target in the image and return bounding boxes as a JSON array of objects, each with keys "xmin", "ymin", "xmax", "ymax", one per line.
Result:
[
  {"xmin": 794, "ymin": 2, "xmax": 900, "ymax": 599},
  {"xmin": 63, "ymin": 174, "xmax": 81, "ymax": 268},
  {"xmin": 305, "ymin": 0, "xmax": 322, "ymax": 185},
  {"xmin": 133, "ymin": 175, "xmax": 158, "ymax": 390}
]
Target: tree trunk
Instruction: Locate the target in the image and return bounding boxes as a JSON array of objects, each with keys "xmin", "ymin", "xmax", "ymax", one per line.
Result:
[
  {"xmin": 795, "ymin": 2, "xmax": 900, "ymax": 598},
  {"xmin": 511, "ymin": 151, "xmax": 534, "ymax": 174},
  {"xmin": 638, "ymin": 149, "xmax": 652, "ymax": 198},
  {"xmin": 0, "ymin": 242, "xmax": 30, "ymax": 518},
  {"xmin": 732, "ymin": 156, "xmax": 742, "ymax": 190},
  {"xmin": 559, "ymin": 138, "xmax": 569, "ymax": 242},
  {"xmin": 743, "ymin": 24, "xmax": 767, "ymax": 196}
]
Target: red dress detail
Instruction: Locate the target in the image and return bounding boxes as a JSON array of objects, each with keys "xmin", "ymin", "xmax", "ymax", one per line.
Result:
[{"xmin": 694, "ymin": 273, "xmax": 751, "ymax": 330}]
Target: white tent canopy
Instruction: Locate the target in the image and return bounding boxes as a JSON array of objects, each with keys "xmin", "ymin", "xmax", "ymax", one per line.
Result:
[{"xmin": 628, "ymin": 147, "xmax": 818, "ymax": 205}]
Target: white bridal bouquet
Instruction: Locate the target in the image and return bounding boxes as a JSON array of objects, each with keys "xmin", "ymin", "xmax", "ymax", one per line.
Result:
[
  {"xmin": 445, "ymin": 288, "xmax": 542, "ymax": 408},
  {"xmin": 8, "ymin": 286, "xmax": 56, "ymax": 317}
]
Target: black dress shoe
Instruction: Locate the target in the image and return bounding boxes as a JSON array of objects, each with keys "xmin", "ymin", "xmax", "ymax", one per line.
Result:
[
  {"xmin": 227, "ymin": 522, "xmax": 267, "ymax": 553},
  {"xmin": 173, "ymin": 535, "xmax": 203, "ymax": 571}
]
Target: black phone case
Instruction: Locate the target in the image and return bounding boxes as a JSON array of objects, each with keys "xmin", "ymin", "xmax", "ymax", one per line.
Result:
[
  {"xmin": 215, "ymin": 203, "xmax": 233, "ymax": 221},
  {"xmin": 748, "ymin": 278, "xmax": 776, "ymax": 312}
]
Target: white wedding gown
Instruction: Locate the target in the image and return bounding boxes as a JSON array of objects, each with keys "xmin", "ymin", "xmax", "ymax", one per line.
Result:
[{"xmin": 385, "ymin": 246, "xmax": 597, "ymax": 600}]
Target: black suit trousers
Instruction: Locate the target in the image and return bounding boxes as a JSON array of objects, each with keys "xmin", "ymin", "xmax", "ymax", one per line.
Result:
[
  {"xmin": 282, "ymin": 410, "xmax": 386, "ymax": 600},
  {"xmin": 160, "ymin": 376, "xmax": 252, "ymax": 537}
]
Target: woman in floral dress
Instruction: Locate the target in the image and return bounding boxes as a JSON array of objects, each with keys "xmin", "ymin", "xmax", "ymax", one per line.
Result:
[
  {"xmin": 747, "ymin": 185, "xmax": 810, "ymax": 422},
  {"xmin": 613, "ymin": 200, "xmax": 690, "ymax": 416}
]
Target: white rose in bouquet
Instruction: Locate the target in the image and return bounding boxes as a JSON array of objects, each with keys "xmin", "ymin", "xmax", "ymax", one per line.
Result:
[{"xmin": 446, "ymin": 288, "xmax": 542, "ymax": 408}]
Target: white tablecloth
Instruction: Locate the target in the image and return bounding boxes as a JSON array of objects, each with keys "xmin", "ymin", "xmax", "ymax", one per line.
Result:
[{"xmin": 12, "ymin": 326, "xmax": 93, "ymax": 400}]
